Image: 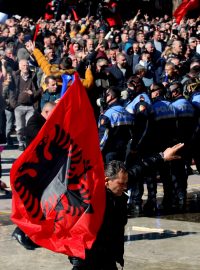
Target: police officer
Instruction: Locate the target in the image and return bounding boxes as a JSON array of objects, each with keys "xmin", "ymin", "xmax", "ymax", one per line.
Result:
[
  {"xmin": 125, "ymin": 76, "xmax": 155, "ymax": 215},
  {"xmin": 98, "ymin": 86, "xmax": 133, "ymax": 164},
  {"xmin": 184, "ymin": 77, "xmax": 200, "ymax": 174},
  {"xmin": 149, "ymin": 83, "xmax": 177, "ymax": 211},
  {"xmin": 168, "ymin": 82, "xmax": 196, "ymax": 210}
]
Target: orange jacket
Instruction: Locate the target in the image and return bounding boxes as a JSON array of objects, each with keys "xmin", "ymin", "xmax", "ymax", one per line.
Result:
[{"xmin": 32, "ymin": 48, "xmax": 93, "ymax": 90}]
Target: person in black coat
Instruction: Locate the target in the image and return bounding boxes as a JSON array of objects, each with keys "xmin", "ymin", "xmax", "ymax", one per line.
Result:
[
  {"xmin": 69, "ymin": 143, "xmax": 184, "ymax": 270},
  {"xmin": 12, "ymin": 101, "xmax": 56, "ymax": 249},
  {"xmin": 106, "ymin": 52, "xmax": 132, "ymax": 90},
  {"xmin": 25, "ymin": 101, "xmax": 56, "ymax": 146}
]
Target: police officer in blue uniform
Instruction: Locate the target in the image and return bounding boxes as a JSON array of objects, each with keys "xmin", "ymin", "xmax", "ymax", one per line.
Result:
[
  {"xmin": 149, "ymin": 83, "xmax": 177, "ymax": 211},
  {"xmin": 184, "ymin": 77, "xmax": 200, "ymax": 173},
  {"xmin": 98, "ymin": 86, "xmax": 134, "ymax": 164},
  {"xmin": 125, "ymin": 76, "xmax": 155, "ymax": 215},
  {"xmin": 168, "ymin": 82, "xmax": 196, "ymax": 210}
]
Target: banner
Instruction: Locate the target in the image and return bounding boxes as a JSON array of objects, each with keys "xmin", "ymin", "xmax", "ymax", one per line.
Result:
[
  {"xmin": 173, "ymin": 0, "xmax": 200, "ymax": 24},
  {"xmin": 11, "ymin": 73, "xmax": 105, "ymax": 259}
]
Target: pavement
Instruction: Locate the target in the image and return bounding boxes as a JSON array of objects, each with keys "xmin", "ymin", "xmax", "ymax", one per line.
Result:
[{"xmin": 1, "ymin": 142, "xmax": 200, "ymax": 270}]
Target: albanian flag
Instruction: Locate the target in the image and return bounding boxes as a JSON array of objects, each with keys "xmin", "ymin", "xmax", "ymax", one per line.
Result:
[
  {"xmin": 10, "ymin": 73, "xmax": 105, "ymax": 259},
  {"xmin": 173, "ymin": 0, "xmax": 200, "ymax": 24}
]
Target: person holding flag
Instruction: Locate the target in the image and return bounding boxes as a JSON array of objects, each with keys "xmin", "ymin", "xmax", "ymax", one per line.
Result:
[
  {"xmin": 10, "ymin": 73, "xmax": 106, "ymax": 260},
  {"xmin": 10, "ymin": 74, "xmax": 184, "ymax": 269},
  {"xmin": 12, "ymin": 101, "xmax": 57, "ymax": 250}
]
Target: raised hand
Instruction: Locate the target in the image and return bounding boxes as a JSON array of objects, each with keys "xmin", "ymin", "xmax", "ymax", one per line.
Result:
[{"xmin": 25, "ymin": 40, "xmax": 35, "ymax": 53}]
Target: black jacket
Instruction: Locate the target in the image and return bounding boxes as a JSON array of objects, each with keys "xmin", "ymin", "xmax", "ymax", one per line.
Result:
[
  {"xmin": 25, "ymin": 111, "xmax": 46, "ymax": 147},
  {"xmin": 69, "ymin": 152, "xmax": 165, "ymax": 269},
  {"xmin": 106, "ymin": 64, "xmax": 132, "ymax": 90}
]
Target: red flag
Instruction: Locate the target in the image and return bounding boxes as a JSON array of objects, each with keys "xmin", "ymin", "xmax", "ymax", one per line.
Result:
[
  {"xmin": 71, "ymin": 8, "xmax": 79, "ymax": 21},
  {"xmin": 173, "ymin": 0, "xmax": 199, "ymax": 24},
  {"xmin": 33, "ymin": 24, "xmax": 40, "ymax": 42},
  {"xmin": 10, "ymin": 73, "xmax": 105, "ymax": 259}
]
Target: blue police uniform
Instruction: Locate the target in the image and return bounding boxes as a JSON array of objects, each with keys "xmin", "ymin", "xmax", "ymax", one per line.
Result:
[
  {"xmin": 152, "ymin": 97, "xmax": 177, "ymax": 209},
  {"xmin": 190, "ymin": 92, "xmax": 200, "ymax": 112},
  {"xmin": 170, "ymin": 96, "xmax": 196, "ymax": 208},
  {"xmin": 189, "ymin": 92, "xmax": 200, "ymax": 174},
  {"xmin": 98, "ymin": 101, "xmax": 133, "ymax": 163},
  {"xmin": 152, "ymin": 97, "xmax": 177, "ymax": 149},
  {"xmin": 125, "ymin": 93, "xmax": 156, "ymax": 214},
  {"xmin": 172, "ymin": 97, "xmax": 195, "ymax": 143}
]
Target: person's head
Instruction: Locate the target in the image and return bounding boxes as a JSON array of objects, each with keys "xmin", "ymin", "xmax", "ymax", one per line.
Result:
[
  {"xmin": 134, "ymin": 64, "xmax": 147, "ymax": 78},
  {"xmin": 160, "ymin": 31, "xmax": 166, "ymax": 41},
  {"xmin": 44, "ymin": 46, "xmax": 55, "ymax": 60},
  {"xmin": 116, "ymin": 52, "xmax": 127, "ymax": 68},
  {"xmin": 9, "ymin": 25, "xmax": 17, "ymax": 36},
  {"xmin": 141, "ymin": 52, "xmax": 151, "ymax": 62},
  {"xmin": 171, "ymin": 40, "xmax": 183, "ymax": 55},
  {"xmin": 70, "ymin": 55, "xmax": 78, "ymax": 68},
  {"xmin": 2, "ymin": 27, "xmax": 9, "ymax": 37},
  {"xmin": 121, "ymin": 33, "xmax": 129, "ymax": 43},
  {"xmin": 180, "ymin": 31, "xmax": 188, "ymax": 40},
  {"xmin": 5, "ymin": 47, "xmax": 14, "ymax": 59},
  {"xmin": 50, "ymin": 33, "xmax": 57, "ymax": 44},
  {"xmin": 43, "ymin": 36, "xmax": 51, "ymax": 47},
  {"xmin": 19, "ymin": 59, "xmax": 29, "ymax": 74},
  {"xmin": 96, "ymin": 58, "xmax": 108, "ymax": 72},
  {"xmin": 127, "ymin": 75, "xmax": 146, "ymax": 98},
  {"xmin": 188, "ymin": 37, "xmax": 197, "ymax": 50},
  {"xmin": 17, "ymin": 31, "xmax": 25, "ymax": 42},
  {"xmin": 99, "ymin": 28, "xmax": 106, "ymax": 38},
  {"xmin": 153, "ymin": 31, "xmax": 161, "ymax": 41},
  {"xmin": 168, "ymin": 82, "xmax": 183, "ymax": 100},
  {"xmin": 86, "ymin": 38, "xmax": 94, "ymax": 53},
  {"xmin": 59, "ymin": 56, "xmax": 73, "ymax": 70},
  {"xmin": 105, "ymin": 86, "xmax": 121, "ymax": 105},
  {"xmin": 145, "ymin": 42, "xmax": 155, "ymax": 54},
  {"xmin": 190, "ymin": 59, "xmax": 200, "ymax": 70},
  {"xmin": 108, "ymin": 49, "xmax": 116, "ymax": 60},
  {"xmin": 72, "ymin": 42, "xmax": 80, "ymax": 53},
  {"xmin": 105, "ymin": 160, "xmax": 128, "ymax": 196},
  {"xmin": 113, "ymin": 34, "xmax": 121, "ymax": 44},
  {"xmin": 132, "ymin": 42, "xmax": 139, "ymax": 54},
  {"xmin": 149, "ymin": 83, "xmax": 165, "ymax": 101},
  {"xmin": 136, "ymin": 32, "xmax": 145, "ymax": 43},
  {"xmin": 168, "ymin": 57, "xmax": 180, "ymax": 68},
  {"xmin": 41, "ymin": 101, "xmax": 56, "ymax": 120},
  {"xmin": 165, "ymin": 62, "xmax": 176, "ymax": 77},
  {"xmin": 45, "ymin": 75, "xmax": 58, "ymax": 93}
]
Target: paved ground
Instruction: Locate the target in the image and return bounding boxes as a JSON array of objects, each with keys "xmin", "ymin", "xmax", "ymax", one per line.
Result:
[{"xmin": 1, "ymin": 143, "xmax": 200, "ymax": 270}]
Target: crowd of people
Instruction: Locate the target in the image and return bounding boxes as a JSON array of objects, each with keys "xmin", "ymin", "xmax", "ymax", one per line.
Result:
[{"xmin": 0, "ymin": 1, "xmax": 200, "ymax": 268}]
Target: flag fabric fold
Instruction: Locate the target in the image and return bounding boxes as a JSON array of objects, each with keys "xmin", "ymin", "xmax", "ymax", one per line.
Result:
[
  {"xmin": 33, "ymin": 24, "xmax": 40, "ymax": 42},
  {"xmin": 71, "ymin": 8, "xmax": 79, "ymax": 21},
  {"xmin": 173, "ymin": 0, "xmax": 199, "ymax": 24},
  {"xmin": 10, "ymin": 73, "xmax": 105, "ymax": 259}
]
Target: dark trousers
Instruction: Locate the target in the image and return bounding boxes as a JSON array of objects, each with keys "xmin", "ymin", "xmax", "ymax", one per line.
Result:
[{"xmin": 69, "ymin": 254, "xmax": 118, "ymax": 270}]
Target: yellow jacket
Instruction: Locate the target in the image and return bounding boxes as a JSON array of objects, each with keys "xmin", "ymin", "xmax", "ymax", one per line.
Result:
[{"xmin": 32, "ymin": 48, "xmax": 93, "ymax": 90}]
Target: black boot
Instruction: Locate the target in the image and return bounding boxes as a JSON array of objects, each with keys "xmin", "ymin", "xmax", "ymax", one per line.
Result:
[{"xmin": 12, "ymin": 227, "xmax": 39, "ymax": 250}]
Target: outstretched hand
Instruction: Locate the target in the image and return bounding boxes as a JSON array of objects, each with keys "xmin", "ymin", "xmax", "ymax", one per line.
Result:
[{"xmin": 163, "ymin": 143, "xmax": 184, "ymax": 161}]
